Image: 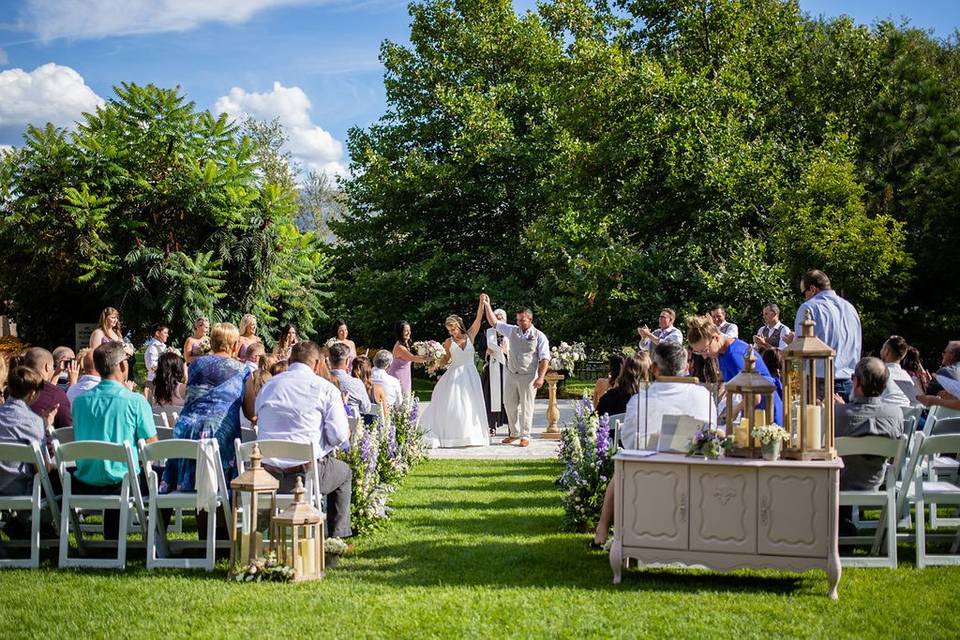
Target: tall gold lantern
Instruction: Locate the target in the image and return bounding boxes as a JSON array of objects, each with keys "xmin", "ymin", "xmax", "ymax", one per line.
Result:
[
  {"xmin": 229, "ymin": 443, "xmax": 279, "ymax": 568},
  {"xmin": 272, "ymin": 476, "xmax": 325, "ymax": 581},
  {"xmin": 782, "ymin": 311, "xmax": 837, "ymax": 460},
  {"xmin": 726, "ymin": 347, "xmax": 776, "ymax": 458}
]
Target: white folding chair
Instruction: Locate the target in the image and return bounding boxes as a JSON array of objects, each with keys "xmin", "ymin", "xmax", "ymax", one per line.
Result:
[
  {"xmin": 51, "ymin": 427, "xmax": 74, "ymax": 444},
  {"xmin": 240, "ymin": 426, "xmax": 257, "ymax": 443},
  {"xmin": 836, "ymin": 435, "xmax": 908, "ymax": 568},
  {"xmin": 911, "ymin": 433, "xmax": 960, "ymax": 567},
  {"xmin": 155, "ymin": 427, "xmax": 175, "ymax": 441},
  {"xmin": 0, "ymin": 443, "xmax": 60, "ymax": 568},
  {"xmin": 55, "ymin": 440, "xmax": 146, "ymax": 570},
  {"xmin": 140, "ymin": 439, "xmax": 230, "ymax": 571},
  {"xmin": 234, "ymin": 439, "xmax": 322, "ymax": 511},
  {"xmin": 656, "ymin": 415, "xmax": 706, "ymax": 454},
  {"xmin": 153, "ymin": 412, "xmax": 170, "ymax": 429}
]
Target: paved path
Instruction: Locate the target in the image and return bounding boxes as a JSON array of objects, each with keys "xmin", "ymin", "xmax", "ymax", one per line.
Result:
[{"xmin": 424, "ymin": 399, "xmax": 577, "ymax": 460}]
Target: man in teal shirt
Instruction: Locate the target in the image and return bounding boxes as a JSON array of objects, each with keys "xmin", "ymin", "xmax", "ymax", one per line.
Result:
[{"xmin": 71, "ymin": 342, "xmax": 158, "ymax": 539}]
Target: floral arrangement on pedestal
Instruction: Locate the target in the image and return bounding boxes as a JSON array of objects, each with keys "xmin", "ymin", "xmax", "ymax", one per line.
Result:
[
  {"xmin": 751, "ymin": 424, "xmax": 789, "ymax": 460},
  {"xmin": 549, "ymin": 341, "xmax": 586, "ymax": 374},
  {"xmin": 687, "ymin": 428, "xmax": 731, "ymax": 459},
  {"xmin": 335, "ymin": 395, "xmax": 425, "ymax": 534},
  {"xmin": 556, "ymin": 396, "xmax": 615, "ymax": 531},
  {"xmin": 413, "ymin": 340, "xmax": 446, "ymax": 376}
]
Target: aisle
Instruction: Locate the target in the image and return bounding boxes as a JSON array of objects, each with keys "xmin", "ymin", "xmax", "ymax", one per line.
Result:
[{"xmin": 422, "ymin": 399, "xmax": 576, "ymax": 460}]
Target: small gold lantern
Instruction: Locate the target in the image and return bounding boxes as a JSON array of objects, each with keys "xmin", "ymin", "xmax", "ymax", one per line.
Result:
[
  {"xmin": 725, "ymin": 347, "xmax": 776, "ymax": 457},
  {"xmin": 271, "ymin": 476, "xmax": 325, "ymax": 581},
  {"xmin": 229, "ymin": 443, "xmax": 279, "ymax": 568},
  {"xmin": 782, "ymin": 311, "xmax": 837, "ymax": 460}
]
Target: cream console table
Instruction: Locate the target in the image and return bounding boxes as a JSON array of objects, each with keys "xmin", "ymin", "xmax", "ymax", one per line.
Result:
[{"xmin": 611, "ymin": 452, "xmax": 843, "ymax": 599}]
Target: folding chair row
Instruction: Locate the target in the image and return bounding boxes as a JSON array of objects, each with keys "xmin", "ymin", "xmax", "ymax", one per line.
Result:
[{"xmin": 0, "ymin": 443, "xmax": 61, "ymax": 568}]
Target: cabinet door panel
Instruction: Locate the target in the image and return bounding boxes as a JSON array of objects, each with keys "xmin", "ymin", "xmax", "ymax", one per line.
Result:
[
  {"xmin": 690, "ymin": 466, "xmax": 757, "ymax": 554},
  {"xmin": 757, "ymin": 468, "xmax": 829, "ymax": 557},
  {"xmin": 621, "ymin": 463, "xmax": 688, "ymax": 550}
]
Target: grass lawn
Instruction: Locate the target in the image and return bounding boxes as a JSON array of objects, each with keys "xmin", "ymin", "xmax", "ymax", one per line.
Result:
[{"xmin": 2, "ymin": 459, "xmax": 959, "ymax": 638}]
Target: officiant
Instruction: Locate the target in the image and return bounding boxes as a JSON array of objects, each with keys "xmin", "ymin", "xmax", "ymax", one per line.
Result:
[{"xmin": 482, "ymin": 308, "xmax": 509, "ymax": 436}]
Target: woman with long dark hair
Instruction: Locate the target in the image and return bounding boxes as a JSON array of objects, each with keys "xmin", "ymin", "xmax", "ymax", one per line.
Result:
[{"xmin": 387, "ymin": 320, "xmax": 427, "ymax": 398}]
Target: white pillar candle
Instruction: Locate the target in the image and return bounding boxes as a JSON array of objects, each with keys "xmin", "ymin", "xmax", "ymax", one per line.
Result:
[{"xmin": 804, "ymin": 404, "xmax": 821, "ymax": 450}]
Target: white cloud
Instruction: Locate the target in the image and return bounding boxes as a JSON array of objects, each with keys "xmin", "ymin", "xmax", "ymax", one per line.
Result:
[
  {"xmin": 0, "ymin": 48, "xmax": 8, "ymax": 65},
  {"xmin": 0, "ymin": 63, "xmax": 104, "ymax": 128},
  {"xmin": 20, "ymin": 0, "xmax": 375, "ymax": 41},
  {"xmin": 0, "ymin": 144, "xmax": 14, "ymax": 155},
  {"xmin": 215, "ymin": 82, "xmax": 345, "ymax": 177}
]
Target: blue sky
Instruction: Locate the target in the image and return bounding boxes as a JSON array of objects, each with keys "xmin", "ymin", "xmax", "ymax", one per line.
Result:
[{"xmin": 1, "ymin": 0, "xmax": 957, "ymax": 174}]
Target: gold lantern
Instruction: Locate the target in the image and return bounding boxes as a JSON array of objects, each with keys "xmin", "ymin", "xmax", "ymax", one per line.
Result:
[
  {"xmin": 229, "ymin": 443, "xmax": 279, "ymax": 568},
  {"xmin": 725, "ymin": 347, "xmax": 776, "ymax": 458},
  {"xmin": 271, "ymin": 476, "xmax": 325, "ymax": 581},
  {"xmin": 782, "ymin": 311, "xmax": 837, "ymax": 460}
]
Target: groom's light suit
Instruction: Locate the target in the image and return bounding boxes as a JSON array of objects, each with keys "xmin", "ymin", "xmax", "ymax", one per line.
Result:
[{"xmin": 496, "ymin": 321, "xmax": 550, "ymax": 438}]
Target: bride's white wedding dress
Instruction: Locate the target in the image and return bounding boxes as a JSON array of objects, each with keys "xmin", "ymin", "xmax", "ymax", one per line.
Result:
[{"xmin": 420, "ymin": 337, "xmax": 488, "ymax": 448}]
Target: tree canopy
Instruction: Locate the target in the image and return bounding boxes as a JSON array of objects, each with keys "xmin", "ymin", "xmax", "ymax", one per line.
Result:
[{"xmin": 334, "ymin": 0, "xmax": 955, "ymax": 357}]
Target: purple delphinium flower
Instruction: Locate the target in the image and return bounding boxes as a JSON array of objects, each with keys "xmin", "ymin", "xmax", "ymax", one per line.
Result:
[
  {"xmin": 596, "ymin": 425, "xmax": 609, "ymax": 463},
  {"xmin": 599, "ymin": 413, "xmax": 610, "ymax": 432},
  {"xmin": 387, "ymin": 423, "xmax": 398, "ymax": 459},
  {"xmin": 408, "ymin": 398, "xmax": 419, "ymax": 424},
  {"xmin": 360, "ymin": 429, "xmax": 372, "ymax": 465}
]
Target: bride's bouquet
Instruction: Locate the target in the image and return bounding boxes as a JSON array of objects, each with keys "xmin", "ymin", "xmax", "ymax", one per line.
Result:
[
  {"xmin": 413, "ymin": 340, "xmax": 446, "ymax": 376},
  {"xmin": 549, "ymin": 341, "xmax": 587, "ymax": 374}
]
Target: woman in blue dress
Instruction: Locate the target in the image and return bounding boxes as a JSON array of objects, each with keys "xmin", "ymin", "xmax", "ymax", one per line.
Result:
[
  {"xmin": 686, "ymin": 314, "xmax": 783, "ymax": 425},
  {"xmin": 164, "ymin": 322, "xmax": 249, "ymax": 492}
]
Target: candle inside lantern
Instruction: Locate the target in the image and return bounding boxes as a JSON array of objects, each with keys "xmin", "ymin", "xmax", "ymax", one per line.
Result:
[
  {"xmin": 253, "ymin": 531, "xmax": 263, "ymax": 558},
  {"xmin": 300, "ymin": 536, "xmax": 315, "ymax": 575},
  {"xmin": 804, "ymin": 404, "xmax": 822, "ymax": 449},
  {"xmin": 735, "ymin": 418, "xmax": 750, "ymax": 447},
  {"xmin": 240, "ymin": 527, "xmax": 250, "ymax": 563}
]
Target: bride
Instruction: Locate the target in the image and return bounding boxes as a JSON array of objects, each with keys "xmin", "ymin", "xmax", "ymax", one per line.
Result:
[{"xmin": 420, "ymin": 298, "xmax": 489, "ymax": 448}]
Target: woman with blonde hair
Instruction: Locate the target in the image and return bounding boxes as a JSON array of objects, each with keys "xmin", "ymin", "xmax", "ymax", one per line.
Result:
[
  {"xmin": 183, "ymin": 316, "xmax": 210, "ymax": 365},
  {"xmin": 236, "ymin": 314, "xmax": 261, "ymax": 360},
  {"xmin": 418, "ymin": 299, "xmax": 489, "ymax": 448},
  {"xmin": 166, "ymin": 322, "xmax": 249, "ymax": 491},
  {"xmin": 89, "ymin": 307, "xmax": 122, "ymax": 348},
  {"xmin": 686, "ymin": 314, "xmax": 782, "ymax": 425}
]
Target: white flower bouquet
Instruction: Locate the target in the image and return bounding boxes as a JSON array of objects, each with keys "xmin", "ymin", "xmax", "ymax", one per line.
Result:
[
  {"xmin": 549, "ymin": 341, "xmax": 586, "ymax": 374},
  {"xmin": 413, "ymin": 340, "xmax": 446, "ymax": 376}
]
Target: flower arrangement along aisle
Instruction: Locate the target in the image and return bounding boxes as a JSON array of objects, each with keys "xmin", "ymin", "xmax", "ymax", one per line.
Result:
[
  {"xmin": 413, "ymin": 340, "xmax": 445, "ymax": 376},
  {"xmin": 556, "ymin": 396, "xmax": 615, "ymax": 532},
  {"xmin": 335, "ymin": 395, "xmax": 426, "ymax": 534},
  {"xmin": 549, "ymin": 341, "xmax": 587, "ymax": 374}
]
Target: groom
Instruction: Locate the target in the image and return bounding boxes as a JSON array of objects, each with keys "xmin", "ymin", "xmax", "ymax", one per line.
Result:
[{"xmin": 481, "ymin": 294, "xmax": 550, "ymax": 447}]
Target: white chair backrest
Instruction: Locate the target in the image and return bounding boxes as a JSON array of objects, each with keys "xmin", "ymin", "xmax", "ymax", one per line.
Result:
[
  {"xmin": 657, "ymin": 415, "xmax": 706, "ymax": 453},
  {"xmin": 0, "ymin": 441, "xmax": 60, "ymax": 531},
  {"xmin": 155, "ymin": 426, "xmax": 175, "ymax": 441},
  {"xmin": 56, "ymin": 440, "xmax": 131, "ymax": 466},
  {"xmin": 240, "ymin": 426, "xmax": 257, "ymax": 443},
  {"xmin": 916, "ymin": 433, "xmax": 960, "ymax": 459},
  {"xmin": 606, "ymin": 413, "xmax": 626, "ymax": 428},
  {"xmin": 153, "ymin": 412, "xmax": 170, "ymax": 429},
  {"xmin": 929, "ymin": 416, "xmax": 960, "ymax": 436},
  {"xmin": 141, "ymin": 439, "xmax": 209, "ymax": 465},
  {"xmin": 52, "ymin": 427, "xmax": 74, "ymax": 444},
  {"xmin": 836, "ymin": 435, "xmax": 908, "ymax": 490},
  {"xmin": 237, "ymin": 439, "xmax": 317, "ymax": 465}
]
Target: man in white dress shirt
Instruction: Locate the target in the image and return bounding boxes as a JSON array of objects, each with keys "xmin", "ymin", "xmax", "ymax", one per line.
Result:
[
  {"xmin": 753, "ymin": 303, "xmax": 793, "ymax": 353},
  {"xmin": 255, "ymin": 341, "xmax": 353, "ymax": 538},
  {"xmin": 710, "ymin": 305, "xmax": 739, "ymax": 339},
  {"xmin": 482, "ymin": 295, "xmax": 550, "ymax": 447},
  {"xmin": 637, "ymin": 308, "xmax": 683, "ymax": 352},
  {"xmin": 143, "ymin": 323, "xmax": 169, "ymax": 384},
  {"xmin": 621, "ymin": 342, "xmax": 717, "ymax": 450},
  {"xmin": 66, "ymin": 348, "xmax": 101, "ymax": 404},
  {"xmin": 371, "ymin": 350, "xmax": 403, "ymax": 407}
]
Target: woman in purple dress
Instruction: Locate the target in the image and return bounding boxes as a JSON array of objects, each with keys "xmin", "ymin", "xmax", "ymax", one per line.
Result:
[{"xmin": 387, "ymin": 321, "xmax": 427, "ymax": 398}]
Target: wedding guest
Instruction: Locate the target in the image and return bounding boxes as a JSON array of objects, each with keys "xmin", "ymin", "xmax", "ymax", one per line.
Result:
[
  {"xmin": 902, "ymin": 346, "xmax": 931, "ymax": 394},
  {"xmin": 789, "ymin": 269, "xmax": 862, "ymax": 401},
  {"xmin": 242, "ymin": 354, "xmax": 278, "ymax": 428},
  {"xmin": 387, "ymin": 321, "xmax": 427, "ymax": 397},
  {"xmin": 143, "ymin": 322, "xmax": 170, "ymax": 387},
  {"xmin": 594, "ymin": 343, "xmax": 717, "ymax": 546},
  {"xmin": 241, "ymin": 342, "xmax": 265, "ymax": 374},
  {"xmin": 710, "ymin": 305, "xmax": 739, "ymax": 339},
  {"xmin": 597, "ymin": 352, "xmax": 650, "ymax": 419},
  {"xmin": 919, "ymin": 340, "xmax": 960, "ymax": 398},
  {"xmin": 183, "ymin": 316, "xmax": 210, "ymax": 365},
  {"xmin": 89, "ymin": 307, "xmax": 123, "ymax": 348},
  {"xmin": 66, "ymin": 348, "xmax": 100, "ymax": 404},
  {"xmin": 761, "ymin": 348, "xmax": 783, "ymax": 384},
  {"xmin": 879, "ymin": 335, "xmax": 917, "ymax": 406},
  {"xmin": 638, "ymin": 308, "xmax": 683, "ymax": 351},
  {"xmin": 165, "ymin": 322, "xmax": 248, "ymax": 491},
  {"xmin": 273, "ymin": 323, "xmax": 298, "ymax": 362},
  {"xmin": 271, "ymin": 359, "xmax": 289, "ymax": 376},
  {"xmin": 330, "ymin": 343, "xmax": 371, "ymax": 416},
  {"xmin": 372, "ymin": 350, "xmax": 403, "ymax": 408},
  {"xmin": 483, "ymin": 309, "xmax": 509, "ymax": 435},
  {"xmin": 352, "ymin": 356, "xmax": 381, "ymax": 416},
  {"xmin": 22, "ymin": 347, "xmax": 72, "ymax": 429},
  {"xmin": 150, "ymin": 351, "xmax": 187, "ymax": 425},
  {"xmin": 51, "ymin": 346, "xmax": 77, "ymax": 390},
  {"xmin": 687, "ymin": 315, "xmax": 782, "ymax": 425},
  {"xmin": 331, "ymin": 320, "xmax": 358, "ymax": 370},
  {"xmin": 0, "ymin": 355, "xmax": 8, "ymax": 402},
  {"xmin": 237, "ymin": 314, "xmax": 261, "ymax": 360},
  {"xmin": 71, "ymin": 342, "xmax": 158, "ymax": 539},
  {"xmin": 753, "ymin": 303, "xmax": 793, "ymax": 352},
  {"xmin": 256, "ymin": 341, "xmax": 353, "ymax": 539},
  {"xmin": 592, "ymin": 354, "xmax": 623, "ymax": 408},
  {"xmin": 690, "ymin": 350, "xmax": 726, "ymax": 417},
  {"xmin": 833, "ymin": 357, "xmax": 903, "ymax": 536},
  {"xmin": 0, "ymin": 366, "xmax": 58, "ymax": 496}
]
